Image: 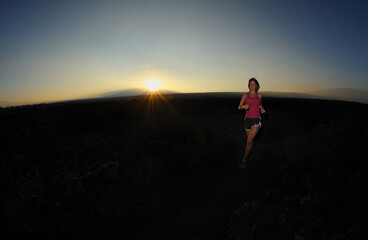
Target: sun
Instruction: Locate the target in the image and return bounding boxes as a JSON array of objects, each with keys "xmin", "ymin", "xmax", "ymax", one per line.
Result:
[{"xmin": 145, "ymin": 78, "xmax": 161, "ymax": 91}]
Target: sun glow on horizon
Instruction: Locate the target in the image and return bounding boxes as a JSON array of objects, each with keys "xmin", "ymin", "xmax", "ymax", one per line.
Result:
[{"xmin": 145, "ymin": 78, "xmax": 161, "ymax": 91}]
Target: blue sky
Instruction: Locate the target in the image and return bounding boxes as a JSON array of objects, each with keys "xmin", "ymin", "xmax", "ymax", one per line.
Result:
[{"xmin": 1, "ymin": 0, "xmax": 367, "ymax": 105}]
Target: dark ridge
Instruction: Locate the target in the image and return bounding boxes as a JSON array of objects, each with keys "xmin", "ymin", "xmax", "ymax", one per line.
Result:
[{"xmin": 1, "ymin": 93, "xmax": 367, "ymax": 240}]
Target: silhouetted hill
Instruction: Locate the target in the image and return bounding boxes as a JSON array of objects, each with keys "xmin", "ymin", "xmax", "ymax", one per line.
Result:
[
  {"xmin": 307, "ymin": 88, "xmax": 368, "ymax": 103},
  {"xmin": 263, "ymin": 88, "xmax": 368, "ymax": 104},
  {"xmin": 100, "ymin": 88, "xmax": 149, "ymax": 98},
  {"xmin": 262, "ymin": 91, "xmax": 312, "ymax": 99},
  {"xmin": 2, "ymin": 88, "xmax": 367, "ymax": 108},
  {"xmin": 0, "ymin": 100, "xmax": 34, "ymax": 108},
  {"xmin": 100, "ymin": 88, "xmax": 178, "ymax": 98},
  {"xmin": 1, "ymin": 94, "xmax": 368, "ymax": 239}
]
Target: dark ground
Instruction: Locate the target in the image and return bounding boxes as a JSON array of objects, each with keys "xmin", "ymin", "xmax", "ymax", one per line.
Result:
[{"xmin": 1, "ymin": 93, "xmax": 368, "ymax": 240}]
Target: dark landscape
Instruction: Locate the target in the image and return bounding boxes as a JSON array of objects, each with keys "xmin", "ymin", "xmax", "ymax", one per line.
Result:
[{"xmin": 1, "ymin": 93, "xmax": 367, "ymax": 240}]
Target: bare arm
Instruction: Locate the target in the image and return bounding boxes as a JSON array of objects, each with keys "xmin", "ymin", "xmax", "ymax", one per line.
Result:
[
  {"xmin": 258, "ymin": 94, "xmax": 266, "ymax": 114},
  {"xmin": 238, "ymin": 94, "xmax": 249, "ymax": 110}
]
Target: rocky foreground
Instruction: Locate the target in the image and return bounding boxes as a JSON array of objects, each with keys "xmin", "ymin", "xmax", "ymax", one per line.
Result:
[{"xmin": 1, "ymin": 94, "xmax": 367, "ymax": 240}]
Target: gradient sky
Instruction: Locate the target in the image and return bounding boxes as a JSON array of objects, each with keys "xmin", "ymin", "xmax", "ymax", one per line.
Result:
[{"xmin": 1, "ymin": 0, "xmax": 367, "ymax": 105}]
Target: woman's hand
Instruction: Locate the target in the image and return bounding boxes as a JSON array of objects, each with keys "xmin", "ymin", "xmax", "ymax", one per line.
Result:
[
  {"xmin": 260, "ymin": 107, "xmax": 266, "ymax": 114},
  {"xmin": 238, "ymin": 104, "xmax": 249, "ymax": 110}
]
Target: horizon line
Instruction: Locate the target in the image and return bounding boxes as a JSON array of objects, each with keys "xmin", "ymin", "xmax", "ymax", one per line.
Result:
[{"xmin": 1, "ymin": 88, "xmax": 368, "ymax": 108}]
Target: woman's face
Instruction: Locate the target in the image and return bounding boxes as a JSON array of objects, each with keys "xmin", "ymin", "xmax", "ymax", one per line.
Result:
[{"xmin": 248, "ymin": 80, "xmax": 257, "ymax": 91}]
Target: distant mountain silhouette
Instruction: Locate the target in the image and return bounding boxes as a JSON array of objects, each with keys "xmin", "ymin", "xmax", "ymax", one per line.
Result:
[
  {"xmin": 1, "ymin": 88, "xmax": 367, "ymax": 108},
  {"xmin": 90, "ymin": 88, "xmax": 367, "ymax": 104},
  {"xmin": 262, "ymin": 88, "xmax": 368, "ymax": 104},
  {"xmin": 0, "ymin": 100, "xmax": 37, "ymax": 108},
  {"xmin": 262, "ymin": 91, "xmax": 312, "ymax": 99},
  {"xmin": 99, "ymin": 88, "xmax": 178, "ymax": 99},
  {"xmin": 307, "ymin": 88, "xmax": 368, "ymax": 104},
  {"xmin": 50, "ymin": 88, "xmax": 179, "ymax": 105}
]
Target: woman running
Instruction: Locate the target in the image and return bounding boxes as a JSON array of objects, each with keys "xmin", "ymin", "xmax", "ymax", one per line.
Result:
[{"xmin": 238, "ymin": 78, "xmax": 266, "ymax": 168}]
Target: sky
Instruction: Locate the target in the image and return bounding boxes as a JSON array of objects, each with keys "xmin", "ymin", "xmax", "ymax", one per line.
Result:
[{"xmin": 1, "ymin": 0, "xmax": 367, "ymax": 106}]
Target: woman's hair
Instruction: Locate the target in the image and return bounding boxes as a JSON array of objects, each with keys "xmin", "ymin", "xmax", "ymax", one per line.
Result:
[{"xmin": 248, "ymin": 78, "xmax": 260, "ymax": 92}]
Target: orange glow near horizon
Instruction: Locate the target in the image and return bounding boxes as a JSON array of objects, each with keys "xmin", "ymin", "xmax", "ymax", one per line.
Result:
[{"xmin": 142, "ymin": 88, "xmax": 177, "ymax": 120}]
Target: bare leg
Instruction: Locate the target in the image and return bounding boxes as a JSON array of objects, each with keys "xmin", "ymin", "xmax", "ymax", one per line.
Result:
[
  {"xmin": 243, "ymin": 129, "xmax": 250, "ymax": 160},
  {"xmin": 243, "ymin": 125, "xmax": 260, "ymax": 161}
]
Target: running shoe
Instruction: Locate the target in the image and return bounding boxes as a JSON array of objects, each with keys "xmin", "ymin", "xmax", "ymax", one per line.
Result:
[{"xmin": 238, "ymin": 159, "xmax": 247, "ymax": 168}]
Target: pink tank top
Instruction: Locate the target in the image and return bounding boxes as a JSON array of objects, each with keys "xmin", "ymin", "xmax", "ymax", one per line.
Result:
[{"xmin": 245, "ymin": 93, "xmax": 261, "ymax": 118}]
